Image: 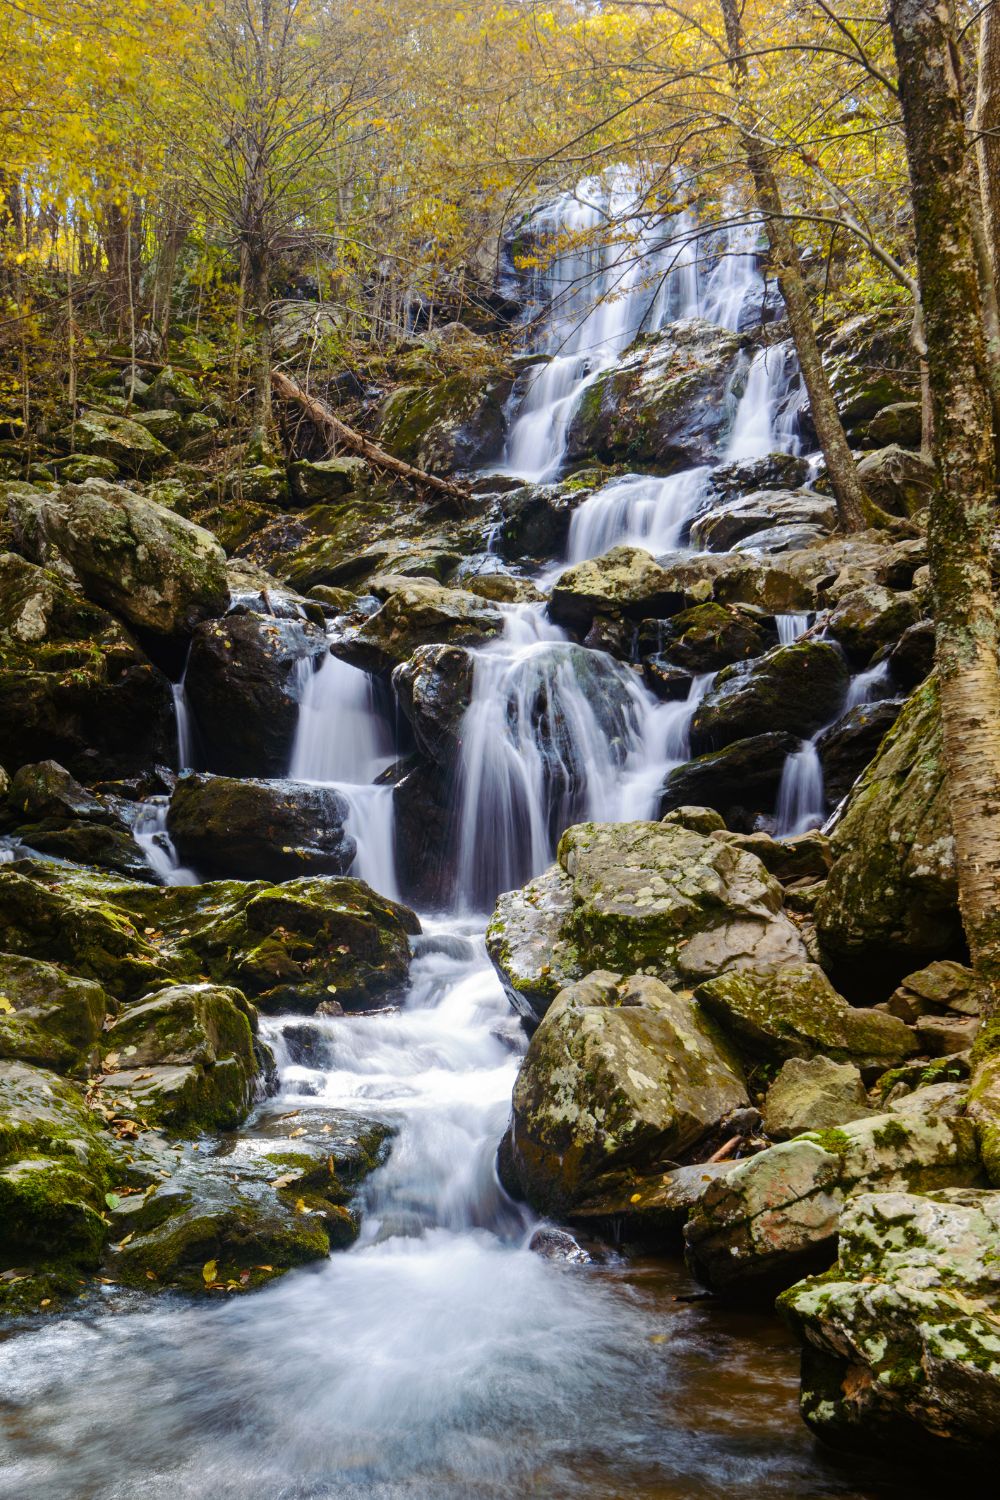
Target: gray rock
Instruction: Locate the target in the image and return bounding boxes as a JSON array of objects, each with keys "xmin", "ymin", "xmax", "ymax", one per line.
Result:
[
  {"xmin": 690, "ymin": 490, "xmax": 836, "ymax": 552},
  {"xmin": 763, "ymin": 1057, "xmax": 871, "ymax": 1140}
]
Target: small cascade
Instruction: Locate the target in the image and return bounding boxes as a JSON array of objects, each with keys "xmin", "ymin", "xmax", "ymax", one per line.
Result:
[
  {"xmin": 699, "ymin": 217, "xmax": 762, "ymax": 329},
  {"xmin": 133, "ymin": 798, "xmax": 198, "ymax": 885},
  {"xmin": 776, "ymin": 613, "xmax": 811, "ymax": 646},
  {"xmin": 289, "ymin": 650, "xmax": 400, "ymax": 898},
  {"xmin": 172, "ymin": 677, "xmax": 195, "ymax": 771},
  {"xmin": 773, "ymin": 740, "xmax": 826, "ymax": 837},
  {"xmin": 726, "ymin": 341, "xmax": 802, "ymax": 463},
  {"xmin": 846, "ymin": 660, "xmax": 893, "ymax": 708},
  {"xmin": 455, "ymin": 605, "xmax": 676, "ymax": 910},
  {"xmin": 566, "ymin": 466, "xmax": 710, "ymax": 565}
]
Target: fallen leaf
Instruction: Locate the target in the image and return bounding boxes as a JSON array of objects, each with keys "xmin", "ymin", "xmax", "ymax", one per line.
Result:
[
  {"xmin": 104, "ymin": 1192, "xmax": 121, "ymax": 1211},
  {"xmin": 115, "ymin": 1233, "xmax": 134, "ymax": 1250},
  {"xmin": 289, "ymin": 1127, "xmax": 307, "ymax": 1138},
  {"xmin": 271, "ymin": 1173, "xmax": 299, "ymax": 1189},
  {"xmin": 145, "ymin": 1270, "xmax": 157, "ymax": 1281},
  {"xmin": 0, "ymin": 996, "xmax": 13, "ymax": 1014},
  {"xmin": 39, "ymin": 1298, "xmax": 51, "ymax": 1308},
  {"xmin": 202, "ymin": 1259, "xmax": 218, "ymax": 1284},
  {"xmin": 294, "ymin": 1198, "xmax": 307, "ymax": 1213}
]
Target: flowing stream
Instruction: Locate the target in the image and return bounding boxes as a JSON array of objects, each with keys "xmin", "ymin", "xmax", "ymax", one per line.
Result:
[{"xmin": 0, "ymin": 182, "xmax": 926, "ymax": 1500}]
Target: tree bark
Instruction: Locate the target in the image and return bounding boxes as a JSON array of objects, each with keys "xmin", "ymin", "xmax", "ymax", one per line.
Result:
[
  {"xmin": 890, "ymin": 0, "xmax": 1000, "ymax": 1028},
  {"xmin": 976, "ymin": 3, "xmax": 1000, "ymax": 285},
  {"xmin": 271, "ymin": 370, "xmax": 472, "ymax": 510},
  {"xmin": 719, "ymin": 0, "xmax": 870, "ymax": 533}
]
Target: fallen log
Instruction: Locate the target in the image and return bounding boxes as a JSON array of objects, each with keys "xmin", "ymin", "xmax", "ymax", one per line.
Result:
[{"xmin": 271, "ymin": 368, "xmax": 473, "ymax": 511}]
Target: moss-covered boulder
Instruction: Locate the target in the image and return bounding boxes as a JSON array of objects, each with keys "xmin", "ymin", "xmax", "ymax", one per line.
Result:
[
  {"xmin": 31, "ymin": 481, "xmax": 229, "ymax": 640},
  {"xmin": 564, "ymin": 320, "xmax": 742, "ymax": 468},
  {"xmin": 338, "ymin": 577, "xmax": 503, "ymax": 672},
  {"xmin": 659, "ymin": 732, "xmax": 799, "ymax": 829},
  {"xmin": 498, "ymin": 971, "xmax": 748, "ymax": 1218},
  {"xmin": 2, "ymin": 759, "xmax": 155, "ymax": 881},
  {"xmin": 549, "ymin": 545, "xmax": 694, "ymax": 631},
  {"xmin": 641, "ymin": 601, "xmax": 777, "ymax": 675},
  {"xmin": 690, "ymin": 640, "xmax": 849, "ymax": 754},
  {"xmin": 826, "ymin": 583, "xmax": 920, "ymax": 666},
  {"xmin": 0, "ymin": 953, "xmax": 108, "ymax": 1074},
  {"xmin": 690, "ymin": 490, "xmax": 837, "ymax": 553},
  {"xmin": 763, "ymin": 1057, "xmax": 872, "ymax": 1140},
  {"xmin": 814, "ymin": 699, "xmax": 902, "ymax": 809},
  {"xmin": 61, "ymin": 411, "xmax": 171, "ymax": 475},
  {"xmin": 185, "ymin": 614, "xmax": 328, "ymax": 777},
  {"xmin": 695, "ymin": 963, "xmax": 916, "ymax": 1072},
  {"xmin": 106, "ymin": 1108, "xmax": 393, "ymax": 1292},
  {"xmin": 166, "ymin": 773, "xmax": 355, "ymax": 881},
  {"xmin": 684, "ymin": 1108, "xmax": 981, "ymax": 1296},
  {"xmin": 291, "ymin": 456, "xmax": 368, "ymax": 502},
  {"xmin": 0, "ymin": 863, "xmax": 419, "ymax": 1011},
  {"xmin": 815, "ymin": 678, "xmax": 959, "ymax": 981},
  {"xmin": 0, "ymin": 1060, "xmax": 116, "ymax": 1268},
  {"xmin": 487, "ymin": 819, "xmax": 808, "ymax": 1023},
  {"xmin": 98, "ymin": 982, "xmax": 264, "ymax": 1134},
  {"xmin": 779, "ymin": 1188, "xmax": 1000, "ymax": 1457},
  {"xmin": 0, "ymin": 551, "xmax": 174, "ymax": 778},
  {"xmin": 855, "ymin": 444, "xmax": 936, "ymax": 517},
  {"xmin": 375, "ymin": 364, "xmax": 513, "ymax": 473}
]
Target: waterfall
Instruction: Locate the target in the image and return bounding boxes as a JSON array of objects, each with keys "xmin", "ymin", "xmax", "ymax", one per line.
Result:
[
  {"xmin": 726, "ymin": 342, "xmax": 803, "ymax": 462},
  {"xmin": 846, "ymin": 660, "xmax": 893, "ymax": 708},
  {"xmin": 172, "ymin": 678, "xmax": 194, "ymax": 771},
  {"xmin": 288, "ymin": 650, "xmax": 400, "ymax": 899},
  {"xmin": 566, "ymin": 466, "xmax": 710, "ymax": 565},
  {"xmin": 133, "ymin": 798, "xmax": 198, "ymax": 885},
  {"xmin": 773, "ymin": 742, "xmax": 826, "ymax": 837},
  {"xmin": 776, "ymin": 613, "xmax": 811, "ymax": 646}
]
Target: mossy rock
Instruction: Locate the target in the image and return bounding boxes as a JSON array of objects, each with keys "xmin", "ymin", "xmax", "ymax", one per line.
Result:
[
  {"xmin": 61, "ymin": 411, "xmax": 171, "ymax": 475},
  {"xmin": 0, "ymin": 953, "xmax": 108, "ymax": 1075},
  {"xmin": 689, "ymin": 640, "xmax": 849, "ymax": 754}
]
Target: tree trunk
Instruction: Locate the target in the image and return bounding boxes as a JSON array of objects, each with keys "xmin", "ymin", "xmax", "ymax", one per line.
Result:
[
  {"xmin": 719, "ymin": 0, "xmax": 869, "ymax": 533},
  {"xmin": 976, "ymin": 4, "xmax": 1000, "ymax": 285},
  {"xmin": 247, "ymin": 244, "xmax": 272, "ymax": 444},
  {"xmin": 890, "ymin": 0, "xmax": 1000, "ymax": 1034}
]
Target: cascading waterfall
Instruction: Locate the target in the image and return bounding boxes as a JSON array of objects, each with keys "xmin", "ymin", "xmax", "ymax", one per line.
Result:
[
  {"xmin": 133, "ymin": 798, "xmax": 198, "ymax": 885},
  {"xmin": 566, "ymin": 466, "xmax": 711, "ymax": 564},
  {"xmin": 289, "ymin": 649, "xmax": 399, "ymax": 899}
]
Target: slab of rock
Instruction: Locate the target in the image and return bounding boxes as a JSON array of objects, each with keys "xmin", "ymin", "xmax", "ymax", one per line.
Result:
[
  {"xmin": 890, "ymin": 960, "xmax": 979, "ymax": 1018},
  {"xmin": 690, "ymin": 490, "xmax": 836, "ymax": 553},
  {"xmin": 0, "ymin": 954, "xmax": 107, "ymax": 1075},
  {"xmin": 690, "ymin": 640, "xmax": 849, "ymax": 753},
  {"xmin": 549, "ymin": 545, "xmax": 690, "ymax": 630},
  {"xmin": 167, "ymin": 773, "xmax": 356, "ymax": 880},
  {"xmin": 816, "ymin": 700, "xmax": 902, "ymax": 808},
  {"xmin": 914, "ymin": 1013, "xmax": 980, "ymax": 1056},
  {"xmin": 62, "ymin": 411, "xmax": 171, "ymax": 474},
  {"xmin": 763, "ymin": 1057, "xmax": 872, "ymax": 1140},
  {"xmin": 2, "ymin": 759, "xmax": 156, "ymax": 881},
  {"xmin": 780, "ymin": 1189, "xmax": 1000, "ymax": 1456},
  {"xmin": 487, "ymin": 819, "xmax": 808, "ymax": 1023},
  {"xmin": 338, "ymin": 578, "xmax": 503, "ymax": 672},
  {"xmin": 498, "ymin": 971, "xmax": 748, "ymax": 1218},
  {"xmin": 708, "ymin": 451, "xmax": 809, "ymax": 501},
  {"xmin": 568, "ymin": 1159, "xmax": 742, "ymax": 1240},
  {"xmin": 392, "ymin": 643, "xmax": 477, "ymax": 764},
  {"xmin": 826, "ymin": 583, "xmax": 920, "ymax": 666},
  {"xmin": 640, "ymin": 601, "xmax": 777, "ymax": 674},
  {"xmin": 684, "ymin": 1108, "xmax": 981, "ymax": 1295},
  {"xmin": 695, "ymin": 963, "xmax": 916, "ymax": 1071}
]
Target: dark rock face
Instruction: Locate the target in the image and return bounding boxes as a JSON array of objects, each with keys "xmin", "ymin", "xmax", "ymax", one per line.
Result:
[
  {"xmin": 707, "ymin": 452, "xmax": 810, "ymax": 502},
  {"xmin": 659, "ymin": 732, "xmax": 800, "ymax": 829},
  {"xmin": 167, "ymin": 773, "xmax": 356, "ymax": 881},
  {"xmin": 2, "ymin": 760, "xmax": 156, "ymax": 881},
  {"xmin": 185, "ymin": 613, "xmax": 328, "ymax": 777},
  {"xmin": 392, "ymin": 644, "xmax": 475, "ymax": 765},
  {"xmin": 564, "ymin": 319, "xmax": 743, "ymax": 468},
  {"xmin": 493, "ymin": 480, "xmax": 589, "ymax": 561},
  {"xmin": 690, "ymin": 641, "xmax": 849, "ymax": 754},
  {"xmin": 639, "ymin": 602, "xmax": 777, "ymax": 675},
  {"xmin": 375, "ymin": 360, "xmax": 514, "ymax": 473},
  {"xmin": 393, "ymin": 756, "xmax": 456, "ymax": 908},
  {"xmin": 816, "ymin": 700, "xmax": 902, "ymax": 807},
  {"xmin": 888, "ymin": 618, "xmax": 935, "ymax": 690},
  {"xmin": 0, "ymin": 551, "xmax": 174, "ymax": 779}
]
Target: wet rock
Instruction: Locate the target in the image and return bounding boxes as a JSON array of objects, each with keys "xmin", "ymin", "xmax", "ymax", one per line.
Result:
[
  {"xmin": 779, "ymin": 1188, "xmax": 1000, "ymax": 1456},
  {"xmin": 100, "ymin": 982, "xmax": 264, "ymax": 1134},
  {"xmin": 690, "ymin": 641, "xmax": 849, "ymax": 754},
  {"xmin": 564, "ymin": 319, "xmax": 743, "ymax": 468},
  {"xmin": 888, "ymin": 618, "xmax": 935, "ymax": 690},
  {"xmin": 392, "ymin": 756, "xmax": 455, "ymax": 908},
  {"xmin": 0, "ymin": 1059, "xmax": 117, "ymax": 1268},
  {"xmin": 337, "ymin": 578, "xmax": 503, "ymax": 673},
  {"xmin": 549, "ymin": 545, "xmax": 692, "ymax": 630},
  {"xmin": 376, "ymin": 362, "xmax": 514, "ymax": 473},
  {"xmin": 392, "ymin": 643, "xmax": 475, "ymax": 764},
  {"xmin": 167, "ymin": 773, "xmax": 355, "ymax": 881},
  {"xmin": 0, "ymin": 863, "xmax": 419, "ymax": 1012},
  {"xmin": 639, "ymin": 602, "xmax": 777, "ymax": 674},
  {"xmin": 684, "ymin": 1108, "xmax": 981, "ymax": 1295},
  {"xmin": 707, "ymin": 452, "xmax": 810, "ymax": 503},
  {"xmin": 815, "ymin": 700, "xmax": 902, "ymax": 807},
  {"xmin": 641, "ymin": 655, "xmax": 693, "ymax": 700},
  {"xmin": 291, "ymin": 456, "xmax": 369, "ymax": 502},
  {"xmin": 494, "ymin": 480, "xmax": 592, "ymax": 562},
  {"xmin": 567, "ymin": 1160, "xmax": 741, "ymax": 1240},
  {"xmin": 0, "ymin": 552, "xmax": 174, "ymax": 780},
  {"xmin": 763, "ymin": 1057, "xmax": 872, "ymax": 1140},
  {"xmin": 487, "ymin": 819, "xmax": 808, "ymax": 1023},
  {"xmin": 826, "ymin": 584, "xmax": 920, "ymax": 666},
  {"xmin": 528, "ymin": 1226, "xmax": 592, "ymax": 1264},
  {"xmin": 498, "ymin": 971, "xmax": 748, "ymax": 1218},
  {"xmin": 659, "ymin": 732, "xmax": 799, "ymax": 830},
  {"xmin": 0, "ymin": 953, "xmax": 107, "ymax": 1075},
  {"xmin": 2, "ymin": 759, "xmax": 157, "ymax": 881},
  {"xmin": 695, "ymin": 964, "xmax": 916, "ymax": 1071},
  {"xmin": 815, "ymin": 678, "xmax": 959, "ymax": 981},
  {"xmin": 730, "ymin": 522, "xmax": 830, "ymax": 555},
  {"xmin": 185, "ymin": 613, "xmax": 328, "ymax": 777},
  {"xmin": 108, "ymin": 1108, "xmax": 393, "ymax": 1291},
  {"xmin": 61, "ymin": 411, "xmax": 171, "ymax": 475},
  {"xmin": 690, "ymin": 490, "xmax": 836, "ymax": 553},
  {"xmin": 460, "ymin": 572, "xmax": 545, "ymax": 605},
  {"xmin": 856, "ymin": 445, "xmax": 936, "ymax": 517},
  {"xmin": 860, "ymin": 401, "xmax": 922, "ymax": 448}
]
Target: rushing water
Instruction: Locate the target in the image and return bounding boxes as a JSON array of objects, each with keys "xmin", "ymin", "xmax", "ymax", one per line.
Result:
[{"xmin": 0, "ymin": 180, "xmax": 924, "ymax": 1500}]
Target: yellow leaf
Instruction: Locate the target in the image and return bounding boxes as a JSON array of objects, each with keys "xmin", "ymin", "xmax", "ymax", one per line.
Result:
[
  {"xmin": 289, "ymin": 1127, "xmax": 307, "ymax": 1138},
  {"xmin": 202, "ymin": 1259, "xmax": 218, "ymax": 1284},
  {"xmin": 294, "ymin": 1198, "xmax": 307, "ymax": 1213},
  {"xmin": 0, "ymin": 996, "xmax": 13, "ymax": 1013},
  {"xmin": 271, "ymin": 1173, "xmax": 299, "ymax": 1189}
]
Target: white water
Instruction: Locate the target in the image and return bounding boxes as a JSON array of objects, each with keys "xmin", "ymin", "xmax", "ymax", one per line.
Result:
[
  {"xmin": 133, "ymin": 797, "xmax": 198, "ymax": 885},
  {"xmin": 172, "ymin": 671, "xmax": 195, "ymax": 771},
  {"xmin": 773, "ymin": 741, "xmax": 826, "ymax": 837},
  {"xmin": 567, "ymin": 466, "xmax": 711, "ymax": 564},
  {"xmin": 776, "ymin": 613, "xmax": 811, "ymax": 646},
  {"xmin": 846, "ymin": 660, "xmax": 892, "ymax": 709},
  {"xmin": 289, "ymin": 650, "xmax": 400, "ymax": 899}
]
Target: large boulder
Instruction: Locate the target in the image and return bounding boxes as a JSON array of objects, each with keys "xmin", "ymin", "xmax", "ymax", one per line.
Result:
[
  {"xmin": 695, "ymin": 963, "xmax": 916, "ymax": 1071},
  {"xmin": 337, "ymin": 578, "xmax": 503, "ymax": 672},
  {"xmin": 690, "ymin": 641, "xmax": 849, "ymax": 754},
  {"xmin": 685, "ymin": 1107, "xmax": 982, "ymax": 1295},
  {"xmin": 375, "ymin": 361, "xmax": 513, "ymax": 473},
  {"xmin": 0, "ymin": 863, "xmax": 419, "ymax": 1011},
  {"xmin": 498, "ymin": 971, "xmax": 748, "ymax": 1218},
  {"xmin": 815, "ymin": 700, "xmax": 902, "ymax": 808},
  {"xmin": 2, "ymin": 759, "xmax": 156, "ymax": 881},
  {"xmin": 392, "ymin": 644, "xmax": 475, "ymax": 764},
  {"xmin": 659, "ymin": 732, "xmax": 799, "ymax": 830},
  {"xmin": 815, "ymin": 678, "xmax": 959, "ymax": 984},
  {"xmin": 690, "ymin": 490, "xmax": 836, "ymax": 553},
  {"xmin": 855, "ymin": 445, "xmax": 936, "ymax": 517},
  {"xmin": 185, "ymin": 613, "xmax": 328, "ymax": 777},
  {"xmin": 0, "ymin": 552, "xmax": 174, "ymax": 778},
  {"xmin": 549, "ymin": 545, "xmax": 696, "ymax": 631},
  {"xmin": 99, "ymin": 982, "xmax": 264, "ymax": 1134},
  {"xmin": 493, "ymin": 479, "xmax": 591, "ymax": 562},
  {"xmin": 707, "ymin": 452, "xmax": 810, "ymax": 502},
  {"xmin": 26, "ymin": 482, "xmax": 229, "ymax": 639},
  {"xmin": 639, "ymin": 602, "xmax": 777, "ymax": 674},
  {"xmin": 564, "ymin": 319, "xmax": 743, "ymax": 468},
  {"xmin": 166, "ymin": 773, "xmax": 356, "ymax": 880},
  {"xmin": 780, "ymin": 1189, "xmax": 1000, "ymax": 1457},
  {"xmin": 763, "ymin": 1057, "xmax": 872, "ymax": 1141},
  {"xmin": 487, "ymin": 819, "xmax": 808, "ymax": 1023},
  {"xmin": 0, "ymin": 953, "xmax": 108, "ymax": 1075},
  {"xmin": 826, "ymin": 584, "xmax": 920, "ymax": 666},
  {"xmin": 62, "ymin": 411, "xmax": 171, "ymax": 475}
]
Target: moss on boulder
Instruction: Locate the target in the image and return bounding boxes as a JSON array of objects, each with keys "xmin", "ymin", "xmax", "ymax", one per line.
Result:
[{"xmin": 0, "ymin": 953, "xmax": 108, "ymax": 1075}]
